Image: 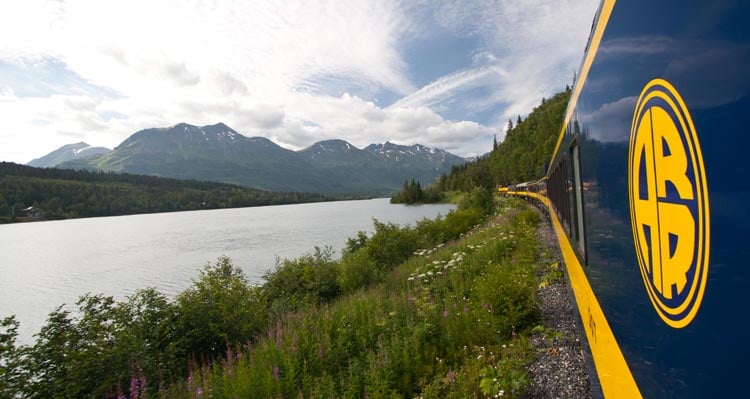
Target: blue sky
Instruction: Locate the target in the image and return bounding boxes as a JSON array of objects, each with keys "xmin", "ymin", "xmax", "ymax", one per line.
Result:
[{"xmin": 0, "ymin": 0, "xmax": 599, "ymax": 163}]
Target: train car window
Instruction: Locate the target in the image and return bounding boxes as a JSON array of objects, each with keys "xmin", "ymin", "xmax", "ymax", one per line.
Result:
[
  {"xmin": 548, "ymin": 158, "xmax": 572, "ymax": 238},
  {"xmin": 570, "ymin": 141, "xmax": 587, "ymax": 263},
  {"xmin": 567, "ymin": 156, "xmax": 578, "ymax": 242},
  {"xmin": 561, "ymin": 158, "xmax": 572, "ymax": 237}
]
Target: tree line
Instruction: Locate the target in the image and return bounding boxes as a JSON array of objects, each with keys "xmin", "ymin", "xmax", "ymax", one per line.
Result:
[{"xmin": 0, "ymin": 162, "xmax": 334, "ymax": 223}]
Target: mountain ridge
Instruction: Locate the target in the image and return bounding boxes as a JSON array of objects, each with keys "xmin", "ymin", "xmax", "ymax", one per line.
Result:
[{"xmin": 37, "ymin": 122, "xmax": 466, "ymax": 195}]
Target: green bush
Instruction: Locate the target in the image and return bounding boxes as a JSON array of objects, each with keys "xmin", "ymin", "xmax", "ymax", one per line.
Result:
[
  {"xmin": 0, "ymin": 316, "xmax": 24, "ymax": 398},
  {"xmin": 457, "ymin": 186, "xmax": 494, "ymax": 214},
  {"xmin": 262, "ymin": 247, "xmax": 340, "ymax": 313},
  {"xmin": 176, "ymin": 257, "xmax": 267, "ymax": 360},
  {"xmin": 412, "ymin": 208, "xmax": 484, "ymax": 249},
  {"xmin": 516, "ymin": 208, "xmax": 541, "ymax": 227},
  {"xmin": 337, "ymin": 250, "xmax": 381, "ymax": 294},
  {"xmin": 362, "ymin": 220, "xmax": 420, "ymax": 269}
]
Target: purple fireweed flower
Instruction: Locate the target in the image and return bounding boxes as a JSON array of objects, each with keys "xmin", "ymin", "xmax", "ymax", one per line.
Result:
[
  {"xmin": 273, "ymin": 366, "xmax": 280, "ymax": 380},
  {"xmin": 275, "ymin": 321, "xmax": 283, "ymax": 346},
  {"xmin": 447, "ymin": 370, "xmax": 457, "ymax": 384},
  {"xmin": 128, "ymin": 370, "xmax": 146, "ymax": 399},
  {"xmin": 443, "ymin": 310, "xmax": 449, "ymax": 318},
  {"xmin": 129, "ymin": 377, "xmax": 139, "ymax": 399}
]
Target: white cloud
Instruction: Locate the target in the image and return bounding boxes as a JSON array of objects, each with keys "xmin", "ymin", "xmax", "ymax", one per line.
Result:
[
  {"xmin": 390, "ymin": 66, "xmax": 504, "ymax": 110},
  {"xmin": 0, "ymin": 0, "xmax": 421, "ymax": 162},
  {"xmin": 0, "ymin": 0, "xmax": 599, "ymax": 163}
]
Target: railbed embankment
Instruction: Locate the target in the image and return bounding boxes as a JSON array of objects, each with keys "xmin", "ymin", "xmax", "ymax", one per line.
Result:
[{"xmin": 525, "ymin": 203, "xmax": 593, "ymax": 398}]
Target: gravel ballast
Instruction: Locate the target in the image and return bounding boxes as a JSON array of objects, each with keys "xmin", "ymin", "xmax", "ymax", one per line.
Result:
[{"xmin": 525, "ymin": 205, "xmax": 595, "ymax": 399}]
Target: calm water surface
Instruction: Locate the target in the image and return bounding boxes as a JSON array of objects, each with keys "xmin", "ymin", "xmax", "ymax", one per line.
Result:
[{"xmin": 0, "ymin": 198, "xmax": 454, "ymax": 344}]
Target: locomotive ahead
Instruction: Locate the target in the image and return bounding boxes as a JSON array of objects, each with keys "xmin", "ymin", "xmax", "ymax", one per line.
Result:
[{"xmin": 506, "ymin": 1, "xmax": 749, "ymax": 397}]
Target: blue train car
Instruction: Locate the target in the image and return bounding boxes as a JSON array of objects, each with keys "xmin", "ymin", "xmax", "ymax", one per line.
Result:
[{"xmin": 509, "ymin": 1, "xmax": 749, "ymax": 397}]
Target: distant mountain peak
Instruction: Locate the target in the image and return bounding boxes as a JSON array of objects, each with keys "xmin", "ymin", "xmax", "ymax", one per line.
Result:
[
  {"xmin": 362, "ymin": 141, "xmax": 463, "ymax": 168},
  {"xmin": 302, "ymin": 139, "xmax": 356, "ymax": 154},
  {"xmin": 135, "ymin": 122, "xmax": 244, "ymax": 144},
  {"xmin": 27, "ymin": 142, "xmax": 111, "ymax": 168}
]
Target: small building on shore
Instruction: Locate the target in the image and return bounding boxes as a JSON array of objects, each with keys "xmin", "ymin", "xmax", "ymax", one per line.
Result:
[{"xmin": 21, "ymin": 206, "xmax": 41, "ymax": 219}]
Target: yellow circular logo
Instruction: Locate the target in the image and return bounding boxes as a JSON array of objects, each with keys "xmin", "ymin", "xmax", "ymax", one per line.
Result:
[{"xmin": 628, "ymin": 78, "xmax": 710, "ymax": 328}]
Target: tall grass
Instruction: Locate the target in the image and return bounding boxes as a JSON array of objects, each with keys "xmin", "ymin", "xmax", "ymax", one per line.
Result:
[{"xmin": 163, "ymin": 198, "xmax": 541, "ymax": 398}]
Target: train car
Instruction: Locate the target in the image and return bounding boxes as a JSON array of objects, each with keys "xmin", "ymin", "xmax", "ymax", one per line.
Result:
[{"xmin": 509, "ymin": 1, "xmax": 749, "ymax": 397}]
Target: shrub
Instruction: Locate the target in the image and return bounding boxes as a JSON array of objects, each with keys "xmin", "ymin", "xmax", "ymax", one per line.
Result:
[
  {"xmin": 176, "ymin": 257, "xmax": 267, "ymax": 360},
  {"xmin": 516, "ymin": 208, "xmax": 541, "ymax": 227},
  {"xmin": 0, "ymin": 316, "xmax": 24, "ymax": 398},
  {"xmin": 362, "ymin": 220, "xmax": 420, "ymax": 269},
  {"xmin": 263, "ymin": 247, "xmax": 340, "ymax": 313},
  {"xmin": 458, "ymin": 186, "xmax": 494, "ymax": 214},
  {"xmin": 337, "ymin": 250, "xmax": 380, "ymax": 294}
]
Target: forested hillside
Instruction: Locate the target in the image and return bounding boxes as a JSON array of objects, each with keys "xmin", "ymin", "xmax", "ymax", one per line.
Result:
[
  {"xmin": 392, "ymin": 88, "xmax": 570, "ymax": 203},
  {"xmin": 487, "ymin": 89, "xmax": 570, "ymax": 184},
  {"xmin": 0, "ymin": 162, "xmax": 331, "ymax": 223}
]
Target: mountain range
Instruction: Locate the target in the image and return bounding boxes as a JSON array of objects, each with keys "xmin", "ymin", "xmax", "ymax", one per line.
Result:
[{"xmin": 34, "ymin": 123, "xmax": 465, "ymax": 195}]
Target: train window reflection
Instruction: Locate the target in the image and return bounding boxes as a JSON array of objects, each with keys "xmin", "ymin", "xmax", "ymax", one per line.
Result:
[{"xmin": 570, "ymin": 142, "xmax": 587, "ymax": 263}]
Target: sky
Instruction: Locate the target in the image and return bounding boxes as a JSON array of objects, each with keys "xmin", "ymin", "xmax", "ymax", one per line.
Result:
[{"xmin": 0, "ymin": 0, "xmax": 600, "ymax": 163}]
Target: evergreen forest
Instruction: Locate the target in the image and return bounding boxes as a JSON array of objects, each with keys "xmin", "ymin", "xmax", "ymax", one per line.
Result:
[
  {"xmin": 0, "ymin": 163, "xmax": 333, "ymax": 223},
  {"xmin": 391, "ymin": 88, "xmax": 570, "ymax": 203}
]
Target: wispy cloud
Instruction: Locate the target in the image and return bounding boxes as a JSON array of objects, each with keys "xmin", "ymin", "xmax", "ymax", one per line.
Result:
[
  {"xmin": 0, "ymin": 0, "xmax": 599, "ymax": 163},
  {"xmin": 389, "ymin": 66, "xmax": 505, "ymax": 110},
  {"xmin": 389, "ymin": 0, "xmax": 598, "ymax": 131}
]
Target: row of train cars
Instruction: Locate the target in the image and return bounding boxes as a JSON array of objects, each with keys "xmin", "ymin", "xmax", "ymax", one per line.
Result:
[{"xmin": 500, "ymin": 0, "xmax": 749, "ymax": 397}]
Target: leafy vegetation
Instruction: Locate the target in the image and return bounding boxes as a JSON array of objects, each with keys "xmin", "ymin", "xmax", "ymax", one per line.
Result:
[
  {"xmin": 0, "ymin": 196, "xmax": 546, "ymax": 398},
  {"xmin": 391, "ymin": 88, "xmax": 570, "ymax": 204},
  {"xmin": 0, "ymin": 162, "xmax": 334, "ymax": 223}
]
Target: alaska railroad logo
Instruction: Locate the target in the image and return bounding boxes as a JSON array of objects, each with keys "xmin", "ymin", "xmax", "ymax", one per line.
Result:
[{"xmin": 628, "ymin": 78, "xmax": 710, "ymax": 328}]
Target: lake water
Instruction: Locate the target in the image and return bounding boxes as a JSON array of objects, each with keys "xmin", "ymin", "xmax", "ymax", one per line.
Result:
[{"xmin": 0, "ymin": 198, "xmax": 454, "ymax": 345}]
